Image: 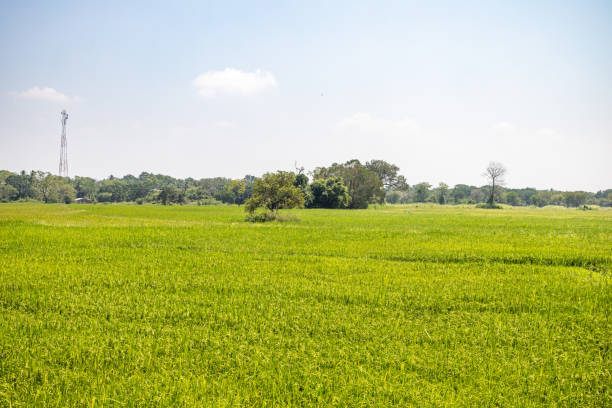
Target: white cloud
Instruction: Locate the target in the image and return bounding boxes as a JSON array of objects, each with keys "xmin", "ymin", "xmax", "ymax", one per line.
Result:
[
  {"xmin": 193, "ymin": 68, "xmax": 277, "ymax": 97},
  {"xmin": 11, "ymin": 86, "xmax": 76, "ymax": 102},
  {"xmin": 335, "ymin": 112, "xmax": 419, "ymax": 134}
]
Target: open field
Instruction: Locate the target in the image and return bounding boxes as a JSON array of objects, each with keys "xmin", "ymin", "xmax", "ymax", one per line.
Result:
[{"xmin": 0, "ymin": 203, "xmax": 610, "ymax": 407}]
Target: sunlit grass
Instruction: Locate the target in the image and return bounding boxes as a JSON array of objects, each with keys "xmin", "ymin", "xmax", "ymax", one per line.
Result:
[{"xmin": 0, "ymin": 203, "xmax": 610, "ymax": 406}]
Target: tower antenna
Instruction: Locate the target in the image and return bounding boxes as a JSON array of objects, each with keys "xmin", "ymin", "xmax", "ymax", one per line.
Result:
[{"xmin": 59, "ymin": 110, "xmax": 69, "ymax": 177}]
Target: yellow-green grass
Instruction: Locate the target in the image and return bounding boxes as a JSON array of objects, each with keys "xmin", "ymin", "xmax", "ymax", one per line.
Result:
[{"xmin": 0, "ymin": 203, "xmax": 610, "ymax": 407}]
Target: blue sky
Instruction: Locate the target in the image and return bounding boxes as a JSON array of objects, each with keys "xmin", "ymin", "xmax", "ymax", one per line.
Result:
[{"xmin": 1, "ymin": 0, "xmax": 611, "ymax": 191}]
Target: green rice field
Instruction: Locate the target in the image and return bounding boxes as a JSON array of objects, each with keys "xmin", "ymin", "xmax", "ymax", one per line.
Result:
[{"xmin": 0, "ymin": 203, "xmax": 610, "ymax": 407}]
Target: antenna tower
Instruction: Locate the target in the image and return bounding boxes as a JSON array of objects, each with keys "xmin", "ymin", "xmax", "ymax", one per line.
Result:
[{"xmin": 59, "ymin": 110, "xmax": 69, "ymax": 177}]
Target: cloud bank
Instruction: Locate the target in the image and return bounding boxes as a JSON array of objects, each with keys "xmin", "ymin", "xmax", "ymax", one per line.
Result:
[
  {"xmin": 11, "ymin": 86, "xmax": 75, "ymax": 102},
  {"xmin": 193, "ymin": 68, "xmax": 277, "ymax": 97}
]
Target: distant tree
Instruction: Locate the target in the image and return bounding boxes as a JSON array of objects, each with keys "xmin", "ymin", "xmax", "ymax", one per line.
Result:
[
  {"xmin": 504, "ymin": 191, "xmax": 521, "ymax": 206},
  {"xmin": 57, "ymin": 183, "xmax": 76, "ymax": 203},
  {"xmin": 595, "ymin": 190, "xmax": 612, "ymax": 207},
  {"xmin": 314, "ymin": 160, "xmax": 385, "ymax": 209},
  {"xmin": 6, "ymin": 171, "xmax": 36, "ymax": 200},
  {"xmin": 564, "ymin": 191, "xmax": 587, "ymax": 207},
  {"xmin": 434, "ymin": 182, "xmax": 449, "ymax": 205},
  {"xmin": 0, "ymin": 170, "xmax": 13, "ymax": 184},
  {"xmin": 36, "ymin": 174, "xmax": 75, "ymax": 203},
  {"xmin": 530, "ymin": 191, "xmax": 552, "ymax": 207},
  {"xmin": 451, "ymin": 184, "xmax": 472, "ymax": 204},
  {"xmin": 243, "ymin": 175, "xmax": 256, "ymax": 201},
  {"xmin": 483, "ymin": 162, "xmax": 506, "ymax": 206},
  {"xmin": 549, "ymin": 193, "xmax": 565, "ymax": 206},
  {"xmin": 365, "ymin": 160, "xmax": 402, "ymax": 190},
  {"xmin": 293, "ymin": 173, "xmax": 310, "ymax": 204},
  {"xmin": 97, "ymin": 192, "xmax": 113, "ymax": 202},
  {"xmin": 470, "ymin": 188, "xmax": 485, "ymax": 204},
  {"xmin": 73, "ymin": 176, "xmax": 98, "ymax": 201},
  {"xmin": 294, "ymin": 173, "xmax": 309, "ymax": 191},
  {"xmin": 185, "ymin": 186, "xmax": 205, "ymax": 201},
  {"xmin": 199, "ymin": 177, "xmax": 231, "ymax": 197},
  {"xmin": 413, "ymin": 182, "xmax": 431, "ymax": 203},
  {"xmin": 158, "ymin": 185, "xmax": 179, "ymax": 205},
  {"xmin": 38, "ymin": 173, "xmax": 56, "ymax": 203},
  {"xmin": 0, "ymin": 184, "xmax": 19, "ymax": 202},
  {"xmin": 245, "ymin": 171, "xmax": 305, "ymax": 214},
  {"xmin": 385, "ymin": 190, "xmax": 401, "ymax": 204},
  {"xmin": 218, "ymin": 179, "xmax": 247, "ymax": 204},
  {"xmin": 98, "ymin": 179, "xmax": 128, "ymax": 202},
  {"xmin": 308, "ymin": 177, "xmax": 350, "ymax": 209},
  {"xmin": 515, "ymin": 188, "xmax": 537, "ymax": 205}
]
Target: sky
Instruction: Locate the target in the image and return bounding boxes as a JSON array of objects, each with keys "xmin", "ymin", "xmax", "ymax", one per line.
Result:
[{"xmin": 1, "ymin": 0, "xmax": 611, "ymax": 191}]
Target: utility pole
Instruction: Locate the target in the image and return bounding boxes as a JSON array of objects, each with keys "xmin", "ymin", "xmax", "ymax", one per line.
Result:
[{"xmin": 59, "ymin": 110, "xmax": 69, "ymax": 177}]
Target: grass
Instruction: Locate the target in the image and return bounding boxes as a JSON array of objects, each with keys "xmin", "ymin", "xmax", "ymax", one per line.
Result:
[{"xmin": 0, "ymin": 203, "xmax": 610, "ymax": 407}]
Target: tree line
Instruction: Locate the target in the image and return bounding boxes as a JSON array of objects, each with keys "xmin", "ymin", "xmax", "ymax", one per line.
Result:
[{"xmin": 0, "ymin": 160, "xmax": 610, "ymax": 208}]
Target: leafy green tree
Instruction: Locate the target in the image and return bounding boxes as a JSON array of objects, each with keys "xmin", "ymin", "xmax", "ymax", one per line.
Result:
[
  {"xmin": 385, "ymin": 190, "xmax": 401, "ymax": 204},
  {"xmin": 504, "ymin": 191, "xmax": 521, "ymax": 206},
  {"xmin": 245, "ymin": 171, "xmax": 304, "ymax": 214},
  {"xmin": 57, "ymin": 183, "xmax": 76, "ymax": 203},
  {"xmin": 308, "ymin": 177, "xmax": 350, "ymax": 208},
  {"xmin": 564, "ymin": 191, "xmax": 587, "ymax": 207},
  {"xmin": 0, "ymin": 184, "xmax": 19, "ymax": 202},
  {"xmin": 158, "ymin": 185, "xmax": 185, "ymax": 205},
  {"xmin": 313, "ymin": 160, "xmax": 384, "ymax": 209},
  {"xmin": 227, "ymin": 180, "xmax": 247, "ymax": 204},
  {"xmin": 215, "ymin": 189, "xmax": 236, "ymax": 204},
  {"xmin": 530, "ymin": 191, "xmax": 552, "ymax": 207},
  {"xmin": 199, "ymin": 177, "xmax": 231, "ymax": 197},
  {"xmin": 451, "ymin": 184, "xmax": 472, "ymax": 203},
  {"xmin": 185, "ymin": 186, "xmax": 205, "ymax": 201},
  {"xmin": 98, "ymin": 179, "xmax": 128, "ymax": 202},
  {"xmin": 514, "ymin": 188, "xmax": 537, "ymax": 205},
  {"xmin": 413, "ymin": 182, "xmax": 431, "ymax": 202},
  {"xmin": 470, "ymin": 188, "xmax": 485, "ymax": 204},
  {"xmin": 37, "ymin": 174, "xmax": 75, "ymax": 203},
  {"xmin": 365, "ymin": 160, "xmax": 402, "ymax": 190},
  {"xmin": 549, "ymin": 193, "xmax": 565, "ymax": 206},
  {"xmin": 38, "ymin": 173, "xmax": 57, "ymax": 203},
  {"xmin": 73, "ymin": 176, "xmax": 98, "ymax": 201},
  {"xmin": 294, "ymin": 173, "xmax": 309, "ymax": 191},
  {"xmin": 435, "ymin": 182, "xmax": 449, "ymax": 205},
  {"xmin": 97, "ymin": 192, "xmax": 113, "ymax": 202},
  {"xmin": 243, "ymin": 175, "xmax": 256, "ymax": 201},
  {"xmin": 6, "ymin": 171, "xmax": 36, "ymax": 199},
  {"xmin": 0, "ymin": 170, "xmax": 14, "ymax": 184}
]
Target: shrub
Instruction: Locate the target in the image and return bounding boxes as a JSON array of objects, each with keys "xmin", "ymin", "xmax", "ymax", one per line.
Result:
[
  {"xmin": 476, "ymin": 203, "xmax": 503, "ymax": 209},
  {"xmin": 245, "ymin": 210, "xmax": 277, "ymax": 223},
  {"xmin": 197, "ymin": 198, "xmax": 223, "ymax": 206}
]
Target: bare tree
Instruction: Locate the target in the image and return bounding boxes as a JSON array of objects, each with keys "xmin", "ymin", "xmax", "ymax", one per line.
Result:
[{"xmin": 483, "ymin": 162, "xmax": 506, "ymax": 205}]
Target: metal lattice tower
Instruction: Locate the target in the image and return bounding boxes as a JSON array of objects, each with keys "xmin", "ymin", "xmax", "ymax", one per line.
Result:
[{"xmin": 59, "ymin": 110, "xmax": 69, "ymax": 177}]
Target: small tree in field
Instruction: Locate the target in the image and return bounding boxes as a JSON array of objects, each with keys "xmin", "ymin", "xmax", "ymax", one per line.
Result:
[
  {"xmin": 483, "ymin": 162, "xmax": 506, "ymax": 206},
  {"xmin": 245, "ymin": 171, "xmax": 304, "ymax": 219}
]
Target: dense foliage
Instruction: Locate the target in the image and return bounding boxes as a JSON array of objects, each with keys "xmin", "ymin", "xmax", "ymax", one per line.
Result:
[
  {"xmin": 244, "ymin": 171, "xmax": 305, "ymax": 215},
  {"xmin": 0, "ymin": 204, "xmax": 609, "ymax": 406},
  {"xmin": 312, "ymin": 160, "xmax": 385, "ymax": 209},
  {"xmin": 308, "ymin": 177, "xmax": 351, "ymax": 209},
  {"xmin": 1, "ymin": 161, "xmax": 610, "ymax": 208}
]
